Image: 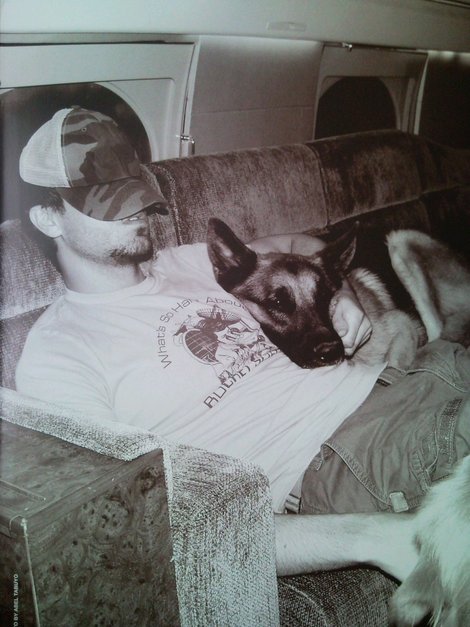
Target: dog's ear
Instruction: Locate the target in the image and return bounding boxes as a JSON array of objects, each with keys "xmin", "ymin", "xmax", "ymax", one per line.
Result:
[
  {"xmin": 206, "ymin": 218, "xmax": 257, "ymax": 292},
  {"xmin": 317, "ymin": 223, "xmax": 358, "ymax": 278}
]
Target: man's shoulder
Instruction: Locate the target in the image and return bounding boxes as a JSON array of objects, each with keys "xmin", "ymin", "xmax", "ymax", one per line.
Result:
[
  {"xmin": 150, "ymin": 242, "xmax": 211, "ymax": 275},
  {"xmin": 22, "ymin": 296, "xmax": 82, "ymax": 350},
  {"xmin": 16, "ymin": 297, "xmax": 74, "ymax": 386},
  {"xmin": 156, "ymin": 241, "xmax": 208, "ymax": 262},
  {"xmin": 28, "ymin": 296, "xmax": 65, "ymax": 331}
]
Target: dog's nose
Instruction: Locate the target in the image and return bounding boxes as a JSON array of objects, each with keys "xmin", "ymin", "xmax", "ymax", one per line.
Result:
[{"xmin": 313, "ymin": 341, "xmax": 344, "ymax": 365}]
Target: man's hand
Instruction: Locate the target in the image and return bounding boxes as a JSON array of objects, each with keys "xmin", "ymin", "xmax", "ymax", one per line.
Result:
[{"xmin": 331, "ymin": 281, "xmax": 372, "ymax": 356}]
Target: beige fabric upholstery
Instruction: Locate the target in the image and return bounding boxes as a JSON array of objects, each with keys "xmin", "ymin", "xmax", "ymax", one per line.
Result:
[
  {"xmin": 148, "ymin": 144, "xmax": 329, "ymax": 245},
  {"xmin": 0, "ymin": 219, "xmax": 64, "ymax": 319},
  {"xmin": 307, "ymin": 129, "xmax": 470, "ymax": 224}
]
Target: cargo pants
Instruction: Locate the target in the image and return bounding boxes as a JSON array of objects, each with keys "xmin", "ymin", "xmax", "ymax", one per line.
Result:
[{"xmin": 300, "ymin": 339, "xmax": 470, "ymax": 514}]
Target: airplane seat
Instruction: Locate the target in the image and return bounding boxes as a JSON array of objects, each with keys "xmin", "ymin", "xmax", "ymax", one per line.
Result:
[{"xmin": 2, "ymin": 128, "xmax": 470, "ymax": 626}]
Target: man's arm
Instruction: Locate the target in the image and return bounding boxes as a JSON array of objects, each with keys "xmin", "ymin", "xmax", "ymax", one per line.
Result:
[
  {"xmin": 248, "ymin": 232, "xmax": 326, "ymax": 256},
  {"xmin": 274, "ymin": 511, "xmax": 418, "ymax": 582},
  {"xmin": 16, "ymin": 323, "xmax": 116, "ymax": 422},
  {"xmin": 248, "ymin": 232, "xmax": 372, "ymax": 355}
]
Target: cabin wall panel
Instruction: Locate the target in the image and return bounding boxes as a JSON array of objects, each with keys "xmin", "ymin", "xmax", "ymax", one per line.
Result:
[
  {"xmin": 191, "ymin": 107, "xmax": 314, "ymax": 154},
  {"xmin": 189, "ymin": 36, "xmax": 321, "ymax": 154}
]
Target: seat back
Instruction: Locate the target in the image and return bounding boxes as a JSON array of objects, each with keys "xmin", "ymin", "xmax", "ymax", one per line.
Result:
[
  {"xmin": 148, "ymin": 143, "xmax": 329, "ymax": 245},
  {"xmin": 0, "ymin": 220, "xmax": 64, "ymax": 389}
]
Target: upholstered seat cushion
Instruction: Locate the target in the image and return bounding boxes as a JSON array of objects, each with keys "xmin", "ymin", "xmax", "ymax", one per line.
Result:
[
  {"xmin": 0, "ymin": 219, "xmax": 64, "ymax": 319},
  {"xmin": 279, "ymin": 568, "xmax": 397, "ymax": 626}
]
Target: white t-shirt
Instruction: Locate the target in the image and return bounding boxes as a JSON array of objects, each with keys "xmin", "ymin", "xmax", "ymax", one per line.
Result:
[{"xmin": 16, "ymin": 243, "xmax": 384, "ymax": 511}]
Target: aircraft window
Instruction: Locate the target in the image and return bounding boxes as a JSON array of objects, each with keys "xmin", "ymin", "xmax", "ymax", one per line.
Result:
[
  {"xmin": 1, "ymin": 83, "xmax": 150, "ymax": 221},
  {"xmin": 418, "ymin": 52, "xmax": 470, "ymax": 149},
  {"xmin": 315, "ymin": 77, "xmax": 396, "ymax": 139}
]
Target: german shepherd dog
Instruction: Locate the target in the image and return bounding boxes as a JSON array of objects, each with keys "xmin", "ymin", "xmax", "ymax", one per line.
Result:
[
  {"xmin": 206, "ymin": 218, "xmax": 470, "ymax": 369},
  {"xmin": 206, "ymin": 217, "xmax": 470, "ymax": 626}
]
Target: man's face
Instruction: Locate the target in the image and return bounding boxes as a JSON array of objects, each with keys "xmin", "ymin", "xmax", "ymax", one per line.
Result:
[{"xmin": 54, "ymin": 199, "xmax": 154, "ymax": 265}]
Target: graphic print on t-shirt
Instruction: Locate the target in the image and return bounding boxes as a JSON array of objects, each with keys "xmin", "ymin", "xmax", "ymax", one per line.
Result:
[
  {"xmin": 173, "ymin": 304, "xmax": 276, "ymax": 383},
  {"xmin": 155, "ymin": 295, "xmax": 280, "ymax": 408}
]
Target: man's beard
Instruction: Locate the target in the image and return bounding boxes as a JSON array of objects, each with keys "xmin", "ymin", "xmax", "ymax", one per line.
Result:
[{"xmin": 110, "ymin": 236, "xmax": 154, "ymax": 265}]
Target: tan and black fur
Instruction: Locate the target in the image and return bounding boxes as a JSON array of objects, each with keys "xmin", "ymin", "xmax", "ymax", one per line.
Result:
[
  {"xmin": 207, "ymin": 217, "xmax": 470, "ymax": 626},
  {"xmin": 207, "ymin": 218, "xmax": 428, "ymax": 368},
  {"xmin": 207, "ymin": 218, "xmax": 470, "ymax": 369},
  {"xmin": 387, "ymin": 229, "xmax": 470, "ymax": 349},
  {"xmin": 207, "ymin": 217, "xmax": 359, "ymax": 368}
]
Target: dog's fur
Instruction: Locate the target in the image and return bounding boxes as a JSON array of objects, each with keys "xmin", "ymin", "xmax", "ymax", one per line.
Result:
[
  {"xmin": 206, "ymin": 217, "xmax": 470, "ymax": 626},
  {"xmin": 207, "ymin": 218, "xmax": 359, "ymax": 367},
  {"xmin": 387, "ymin": 229, "xmax": 470, "ymax": 348},
  {"xmin": 390, "ymin": 455, "xmax": 470, "ymax": 627}
]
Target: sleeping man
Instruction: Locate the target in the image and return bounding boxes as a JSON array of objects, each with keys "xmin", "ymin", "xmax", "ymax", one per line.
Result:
[{"xmin": 20, "ymin": 106, "xmax": 461, "ymax": 584}]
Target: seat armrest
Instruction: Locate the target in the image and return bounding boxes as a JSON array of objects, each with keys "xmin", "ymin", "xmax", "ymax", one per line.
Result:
[
  {"xmin": 168, "ymin": 443, "xmax": 279, "ymax": 626},
  {"xmin": 1, "ymin": 387, "xmax": 280, "ymax": 626}
]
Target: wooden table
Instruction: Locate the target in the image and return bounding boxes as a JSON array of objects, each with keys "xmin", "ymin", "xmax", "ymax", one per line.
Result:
[{"xmin": 0, "ymin": 419, "xmax": 179, "ymax": 626}]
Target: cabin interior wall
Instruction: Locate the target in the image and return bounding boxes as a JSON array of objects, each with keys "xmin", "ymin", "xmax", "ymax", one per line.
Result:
[
  {"xmin": 2, "ymin": 0, "xmax": 470, "ymax": 53},
  {"xmin": 189, "ymin": 36, "xmax": 322, "ymax": 154}
]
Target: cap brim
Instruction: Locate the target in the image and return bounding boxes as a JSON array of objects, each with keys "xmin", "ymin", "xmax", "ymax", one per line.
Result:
[{"xmin": 56, "ymin": 177, "xmax": 168, "ymax": 220}]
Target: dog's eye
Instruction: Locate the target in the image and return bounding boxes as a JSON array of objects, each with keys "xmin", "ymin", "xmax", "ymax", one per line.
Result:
[{"xmin": 267, "ymin": 287, "xmax": 296, "ymax": 315}]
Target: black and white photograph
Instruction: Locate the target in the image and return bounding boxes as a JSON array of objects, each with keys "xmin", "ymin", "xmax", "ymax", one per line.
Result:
[{"xmin": 1, "ymin": 1, "xmax": 470, "ymax": 625}]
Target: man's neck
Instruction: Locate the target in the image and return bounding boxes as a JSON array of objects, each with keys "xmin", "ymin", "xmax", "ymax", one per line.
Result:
[{"xmin": 58, "ymin": 253, "xmax": 146, "ymax": 293}]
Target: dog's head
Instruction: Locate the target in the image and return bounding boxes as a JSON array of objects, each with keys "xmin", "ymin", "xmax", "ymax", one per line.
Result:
[{"xmin": 206, "ymin": 218, "xmax": 357, "ymax": 368}]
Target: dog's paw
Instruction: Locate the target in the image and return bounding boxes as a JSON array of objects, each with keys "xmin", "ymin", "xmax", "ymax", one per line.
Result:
[
  {"xmin": 389, "ymin": 557, "xmax": 446, "ymax": 626},
  {"xmin": 390, "ymin": 559, "xmax": 470, "ymax": 626}
]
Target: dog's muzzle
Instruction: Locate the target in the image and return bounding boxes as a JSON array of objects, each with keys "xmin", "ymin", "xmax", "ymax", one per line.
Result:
[
  {"xmin": 309, "ymin": 340, "xmax": 345, "ymax": 367},
  {"xmin": 276, "ymin": 330, "xmax": 345, "ymax": 369}
]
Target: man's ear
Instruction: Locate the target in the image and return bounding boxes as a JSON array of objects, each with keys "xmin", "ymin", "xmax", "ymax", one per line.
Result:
[
  {"xmin": 206, "ymin": 218, "xmax": 257, "ymax": 292},
  {"xmin": 29, "ymin": 205, "xmax": 62, "ymax": 238}
]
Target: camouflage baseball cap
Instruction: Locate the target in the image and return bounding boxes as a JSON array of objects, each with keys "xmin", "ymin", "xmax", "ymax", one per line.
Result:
[{"xmin": 19, "ymin": 107, "xmax": 168, "ymax": 220}]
